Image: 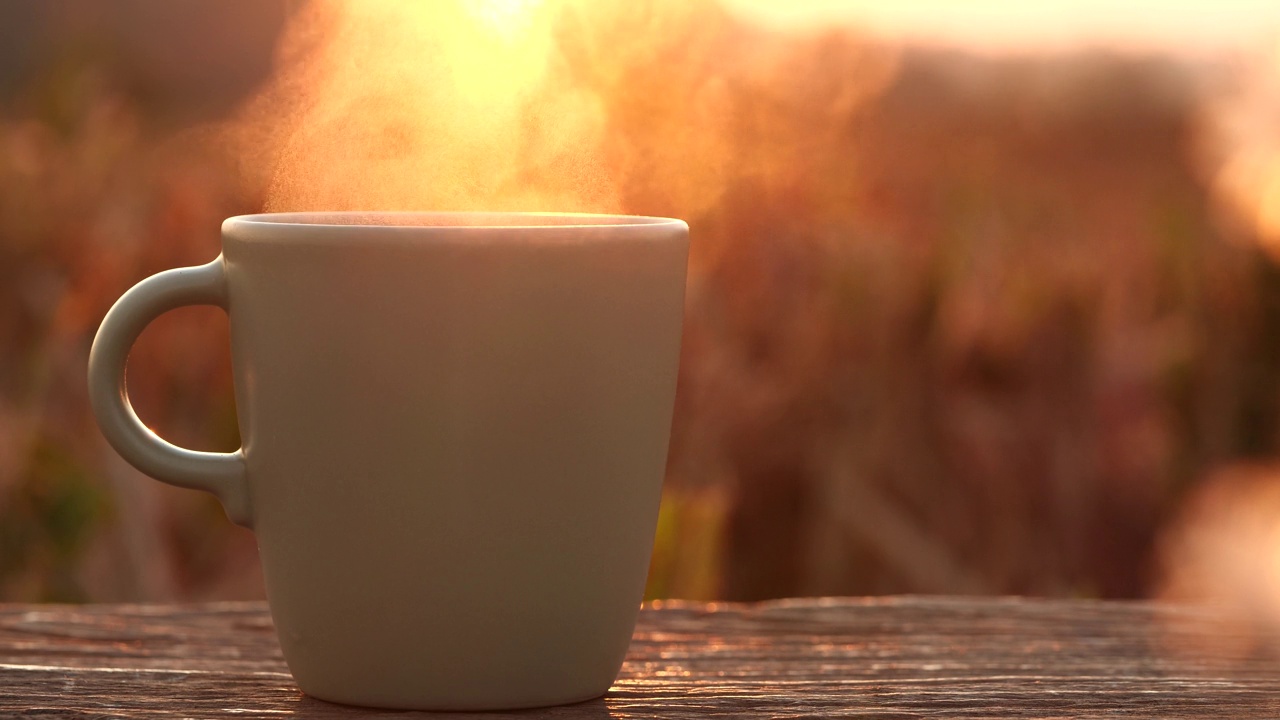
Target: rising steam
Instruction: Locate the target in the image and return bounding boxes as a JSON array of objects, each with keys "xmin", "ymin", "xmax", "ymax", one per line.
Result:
[
  {"xmin": 239, "ymin": 0, "xmax": 619, "ymax": 213},
  {"xmin": 230, "ymin": 0, "xmax": 896, "ymax": 219}
]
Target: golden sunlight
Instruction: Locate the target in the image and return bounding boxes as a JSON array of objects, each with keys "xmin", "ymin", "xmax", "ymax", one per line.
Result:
[
  {"xmin": 466, "ymin": 0, "xmax": 546, "ymax": 37},
  {"xmin": 1205, "ymin": 42, "xmax": 1280, "ymax": 257},
  {"xmin": 346, "ymin": 0, "xmax": 553, "ymax": 109}
]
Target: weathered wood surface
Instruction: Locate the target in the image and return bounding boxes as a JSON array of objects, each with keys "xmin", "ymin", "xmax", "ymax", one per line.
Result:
[{"xmin": 0, "ymin": 596, "xmax": 1277, "ymax": 718}]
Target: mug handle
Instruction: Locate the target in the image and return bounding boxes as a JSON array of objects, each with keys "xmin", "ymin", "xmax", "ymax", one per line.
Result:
[{"xmin": 87, "ymin": 256, "xmax": 252, "ymax": 528}]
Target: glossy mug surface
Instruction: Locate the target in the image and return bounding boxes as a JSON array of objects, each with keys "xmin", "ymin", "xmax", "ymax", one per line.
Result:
[{"xmin": 87, "ymin": 212, "xmax": 689, "ymax": 710}]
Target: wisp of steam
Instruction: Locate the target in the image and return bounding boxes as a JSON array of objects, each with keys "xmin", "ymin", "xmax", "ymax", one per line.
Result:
[{"xmin": 238, "ymin": 0, "xmax": 620, "ymax": 213}]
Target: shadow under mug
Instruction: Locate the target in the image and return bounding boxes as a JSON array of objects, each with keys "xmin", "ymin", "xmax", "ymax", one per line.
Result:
[{"xmin": 87, "ymin": 212, "xmax": 690, "ymax": 710}]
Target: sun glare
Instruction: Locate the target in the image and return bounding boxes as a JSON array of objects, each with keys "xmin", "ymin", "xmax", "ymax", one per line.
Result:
[{"xmin": 467, "ymin": 0, "xmax": 545, "ymax": 37}]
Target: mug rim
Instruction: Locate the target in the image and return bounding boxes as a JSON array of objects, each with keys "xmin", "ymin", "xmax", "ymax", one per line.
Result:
[{"xmin": 224, "ymin": 211, "xmax": 686, "ymax": 232}]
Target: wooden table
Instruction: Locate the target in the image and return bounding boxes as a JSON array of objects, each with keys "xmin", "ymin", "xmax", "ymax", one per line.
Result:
[{"xmin": 0, "ymin": 596, "xmax": 1276, "ymax": 718}]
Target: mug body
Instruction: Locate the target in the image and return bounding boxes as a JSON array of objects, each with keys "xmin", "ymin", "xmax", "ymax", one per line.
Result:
[{"xmin": 220, "ymin": 212, "xmax": 688, "ymax": 709}]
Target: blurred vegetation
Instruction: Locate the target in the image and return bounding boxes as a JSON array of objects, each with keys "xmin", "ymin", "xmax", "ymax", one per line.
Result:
[{"xmin": 3, "ymin": 0, "xmax": 1280, "ymax": 602}]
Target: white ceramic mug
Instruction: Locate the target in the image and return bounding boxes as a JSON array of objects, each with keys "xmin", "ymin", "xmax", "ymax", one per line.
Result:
[{"xmin": 87, "ymin": 212, "xmax": 689, "ymax": 710}]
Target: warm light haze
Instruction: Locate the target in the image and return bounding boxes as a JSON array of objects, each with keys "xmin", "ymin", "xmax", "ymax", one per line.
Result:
[{"xmin": 724, "ymin": 0, "xmax": 1280, "ymax": 54}]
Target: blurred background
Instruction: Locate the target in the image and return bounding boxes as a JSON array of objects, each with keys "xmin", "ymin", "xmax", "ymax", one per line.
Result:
[{"xmin": 5, "ymin": 0, "xmax": 1280, "ymax": 614}]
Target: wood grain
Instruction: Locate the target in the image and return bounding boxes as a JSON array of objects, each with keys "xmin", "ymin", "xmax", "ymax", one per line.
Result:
[{"xmin": 0, "ymin": 597, "xmax": 1277, "ymax": 718}]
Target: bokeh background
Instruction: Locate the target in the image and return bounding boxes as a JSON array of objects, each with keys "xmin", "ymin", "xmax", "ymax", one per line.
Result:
[{"xmin": 5, "ymin": 0, "xmax": 1280, "ymax": 616}]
